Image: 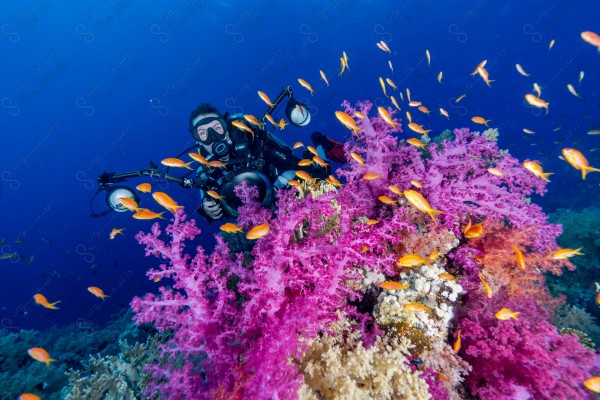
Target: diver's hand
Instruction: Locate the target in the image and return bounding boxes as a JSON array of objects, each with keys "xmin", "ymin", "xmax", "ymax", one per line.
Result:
[{"xmin": 203, "ymin": 200, "xmax": 223, "ymax": 220}]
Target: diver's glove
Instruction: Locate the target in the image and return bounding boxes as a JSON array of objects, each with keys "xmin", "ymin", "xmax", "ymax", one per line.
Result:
[{"xmin": 202, "ymin": 199, "xmax": 223, "ymax": 221}]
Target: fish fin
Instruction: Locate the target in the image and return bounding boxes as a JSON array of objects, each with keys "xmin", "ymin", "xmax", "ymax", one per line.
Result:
[
  {"xmin": 541, "ymin": 172, "xmax": 554, "ymax": 182},
  {"xmin": 582, "ymin": 166, "xmax": 600, "ymax": 180}
]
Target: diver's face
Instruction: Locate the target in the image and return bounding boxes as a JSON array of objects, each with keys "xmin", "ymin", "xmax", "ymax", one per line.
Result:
[
  {"xmin": 193, "ymin": 113, "xmax": 230, "ymax": 161},
  {"xmin": 193, "ymin": 113, "xmax": 226, "ymax": 143}
]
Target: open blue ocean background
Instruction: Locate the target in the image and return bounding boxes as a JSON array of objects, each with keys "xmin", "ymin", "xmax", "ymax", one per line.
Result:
[{"xmin": 0, "ymin": 0, "xmax": 598, "ymax": 362}]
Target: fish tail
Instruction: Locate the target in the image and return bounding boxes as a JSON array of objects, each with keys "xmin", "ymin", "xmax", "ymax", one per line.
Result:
[
  {"xmin": 541, "ymin": 172, "xmax": 554, "ymax": 182},
  {"xmin": 486, "ymin": 79, "xmax": 495, "ymax": 87},
  {"xmin": 428, "ymin": 209, "xmax": 443, "ymax": 224},
  {"xmin": 50, "ymin": 301, "xmax": 61, "ymax": 309},
  {"xmin": 582, "ymin": 166, "xmax": 600, "ymax": 180},
  {"xmin": 185, "ymin": 162, "xmax": 195, "ymax": 170},
  {"xmin": 46, "ymin": 358, "xmax": 56, "ymax": 367}
]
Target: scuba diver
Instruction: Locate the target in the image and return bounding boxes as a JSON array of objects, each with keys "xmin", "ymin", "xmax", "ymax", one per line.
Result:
[{"xmin": 91, "ymin": 86, "xmax": 347, "ymax": 222}]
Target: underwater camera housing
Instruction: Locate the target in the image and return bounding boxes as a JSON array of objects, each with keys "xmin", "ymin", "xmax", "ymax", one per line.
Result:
[{"xmin": 217, "ymin": 169, "xmax": 274, "ymax": 218}]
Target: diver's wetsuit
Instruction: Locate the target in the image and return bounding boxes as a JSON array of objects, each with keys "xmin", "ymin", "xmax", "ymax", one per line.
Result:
[{"xmin": 195, "ymin": 115, "xmax": 331, "ymax": 222}]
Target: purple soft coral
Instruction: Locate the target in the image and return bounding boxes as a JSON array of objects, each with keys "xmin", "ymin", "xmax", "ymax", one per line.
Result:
[{"xmin": 457, "ymin": 291, "xmax": 595, "ymax": 400}]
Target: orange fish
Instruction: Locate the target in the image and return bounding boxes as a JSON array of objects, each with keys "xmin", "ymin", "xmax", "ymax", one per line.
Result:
[
  {"xmin": 161, "ymin": 157, "xmax": 194, "ymax": 170},
  {"xmin": 189, "ymin": 152, "xmax": 210, "ymax": 166},
  {"xmin": 220, "ymin": 222, "xmax": 243, "ymax": 233},
  {"xmin": 476, "ymin": 66, "xmax": 494, "ymax": 87},
  {"xmin": 551, "ymin": 248, "xmax": 584, "ymax": 260},
  {"xmin": 326, "ymin": 175, "xmax": 343, "ymax": 187},
  {"xmin": 293, "ymin": 142, "xmax": 304, "ymax": 149},
  {"xmin": 388, "ymin": 185, "xmax": 403, "ymax": 196},
  {"xmin": 598, "ymin": 292, "xmax": 600, "ymax": 305},
  {"xmin": 231, "ymin": 121, "xmax": 255, "ymax": 139},
  {"xmin": 408, "ymin": 101, "xmax": 422, "ymax": 107},
  {"xmin": 378, "ymin": 107, "xmax": 397, "ymax": 129},
  {"xmin": 133, "ymin": 209, "xmax": 165, "ymax": 220},
  {"xmin": 288, "ymin": 180, "xmax": 302, "ymax": 188},
  {"xmin": 335, "ymin": 111, "xmax": 360, "ymax": 134},
  {"xmin": 378, "ymin": 195, "xmax": 397, "ymax": 205},
  {"xmin": 561, "ymin": 148, "xmax": 600, "ymax": 179},
  {"xmin": 319, "ymin": 70, "xmax": 329, "ymax": 86},
  {"xmin": 407, "ymin": 123, "xmax": 431, "ymax": 135},
  {"xmin": 365, "ymin": 219, "xmax": 379, "ymax": 225},
  {"xmin": 439, "ymin": 273, "xmax": 456, "ymax": 281},
  {"xmin": 406, "ymin": 111, "xmax": 413, "ymax": 123},
  {"xmin": 350, "ymin": 152, "xmax": 365, "ymax": 167},
  {"xmin": 386, "ymin": 78, "xmax": 397, "ymax": 90},
  {"xmin": 243, "ymin": 114, "xmax": 262, "ymax": 128},
  {"xmin": 378, "ymin": 77, "xmax": 388, "ymax": 97},
  {"xmin": 396, "ymin": 254, "xmax": 429, "ymax": 268},
  {"xmin": 525, "ymin": 94, "xmax": 549, "ymax": 114},
  {"xmin": 403, "ymin": 190, "xmax": 442, "ymax": 223},
  {"xmin": 33, "ymin": 293, "xmax": 60, "ymax": 310},
  {"xmin": 512, "ymin": 245, "xmax": 526, "ymax": 270},
  {"xmin": 354, "ymin": 111, "xmax": 367, "ymax": 119},
  {"xmin": 363, "ymin": 173, "xmax": 380, "ymax": 180},
  {"xmin": 109, "ymin": 228, "xmax": 124, "ymax": 239},
  {"xmin": 338, "ymin": 56, "xmax": 348, "ymax": 76},
  {"xmin": 584, "ymin": 376, "xmax": 600, "ymax": 393},
  {"xmin": 18, "ymin": 394, "xmax": 42, "ymax": 400},
  {"xmin": 515, "ymin": 64, "xmax": 531, "ymax": 77},
  {"xmin": 463, "ymin": 218, "xmax": 483, "ymax": 239},
  {"xmin": 298, "ymin": 159, "xmax": 313, "ymax": 167},
  {"xmin": 136, "ymin": 183, "xmax": 152, "ymax": 193},
  {"xmin": 295, "ymin": 170, "xmax": 314, "ymax": 183},
  {"xmin": 380, "ymin": 281, "xmax": 409, "ymax": 291},
  {"xmin": 278, "ymin": 118, "xmax": 288, "ymax": 130},
  {"xmin": 410, "ymin": 180, "xmax": 423, "ymax": 189},
  {"xmin": 153, "ymin": 192, "xmax": 183, "ymax": 213},
  {"xmin": 298, "ymin": 78, "xmax": 314, "ymax": 95},
  {"xmin": 246, "ymin": 223, "xmax": 269, "ymax": 240},
  {"xmin": 88, "ymin": 286, "xmax": 109, "ymax": 300},
  {"xmin": 258, "ymin": 91, "xmax": 275, "ymax": 107},
  {"xmin": 470, "ymin": 60, "xmax": 487, "ymax": 76},
  {"xmin": 28, "ymin": 347, "xmax": 56, "ymax": 367},
  {"xmin": 306, "ymin": 146, "xmax": 318, "ymax": 156},
  {"xmin": 377, "ymin": 40, "xmax": 391, "ymax": 53},
  {"xmin": 453, "ymin": 330, "xmax": 461, "ymax": 352},
  {"xmin": 455, "ymin": 94, "xmax": 466, "ymax": 103},
  {"xmin": 406, "ymin": 138, "xmax": 426, "ymax": 149},
  {"xmin": 581, "ymin": 31, "xmax": 600, "ymax": 50},
  {"xmin": 119, "ymin": 197, "xmax": 140, "ymax": 212},
  {"xmin": 479, "ymin": 272, "xmax": 492, "ymax": 298},
  {"xmin": 390, "ymin": 96, "xmax": 401, "ymax": 111},
  {"xmin": 417, "ymin": 105, "xmax": 431, "ymax": 115},
  {"xmin": 427, "ymin": 250, "xmax": 440, "ymax": 261},
  {"xmin": 523, "ymin": 161, "xmax": 553, "ymax": 182},
  {"xmin": 425, "ymin": 49, "xmax": 431, "ymax": 66},
  {"xmin": 206, "ymin": 190, "xmax": 223, "ymax": 200},
  {"xmin": 208, "ymin": 160, "xmax": 227, "ymax": 168},
  {"xmin": 264, "ymin": 114, "xmax": 278, "ymax": 127},
  {"xmin": 437, "ymin": 71, "xmax": 443, "ymax": 84},
  {"xmin": 471, "ymin": 116, "xmax": 491, "ymax": 126},
  {"xmin": 404, "ymin": 302, "xmax": 430, "ymax": 313},
  {"xmin": 567, "ymin": 84, "xmax": 581, "ymax": 98},
  {"xmin": 487, "ymin": 167, "xmax": 504, "ymax": 177},
  {"xmin": 495, "ymin": 308, "xmax": 519, "ymax": 321},
  {"xmin": 312, "ymin": 156, "xmax": 329, "ymax": 168}
]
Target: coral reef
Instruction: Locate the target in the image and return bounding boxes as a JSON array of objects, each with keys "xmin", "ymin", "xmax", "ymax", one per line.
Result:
[
  {"xmin": 65, "ymin": 334, "xmax": 166, "ymax": 400},
  {"xmin": 130, "ymin": 100, "xmax": 595, "ymax": 399}
]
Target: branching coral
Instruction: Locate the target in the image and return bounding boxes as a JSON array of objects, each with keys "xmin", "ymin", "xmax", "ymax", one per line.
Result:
[
  {"xmin": 65, "ymin": 335, "xmax": 165, "ymax": 400},
  {"xmin": 297, "ymin": 320, "xmax": 431, "ymax": 400}
]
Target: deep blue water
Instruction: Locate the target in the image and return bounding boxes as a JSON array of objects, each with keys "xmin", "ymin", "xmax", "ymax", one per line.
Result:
[{"xmin": 0, "ymin": 0, "xmax": 598, "ymax": 333}]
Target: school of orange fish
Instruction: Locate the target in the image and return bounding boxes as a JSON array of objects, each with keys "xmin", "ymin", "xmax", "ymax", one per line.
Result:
[{"xmin": 20, "ymin": 30, "xmax": 600, "ymax": 398}]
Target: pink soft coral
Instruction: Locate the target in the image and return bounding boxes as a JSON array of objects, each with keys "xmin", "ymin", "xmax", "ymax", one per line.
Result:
[{"xmin": 457, "ymin": 290, "xmax": 595, "ymax": 400}]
